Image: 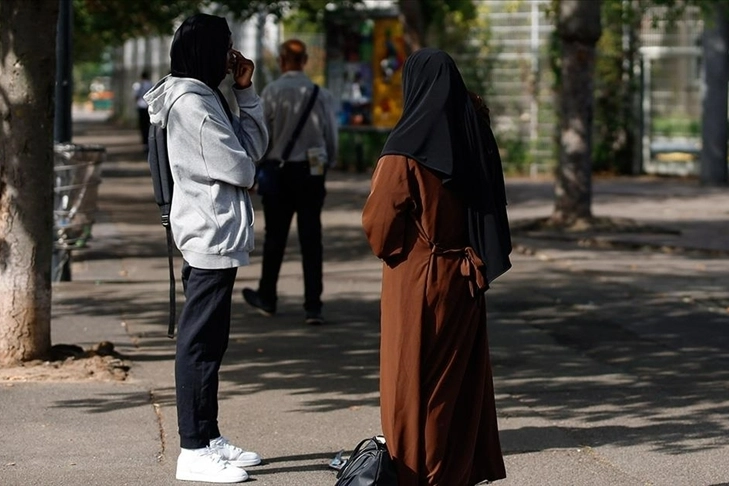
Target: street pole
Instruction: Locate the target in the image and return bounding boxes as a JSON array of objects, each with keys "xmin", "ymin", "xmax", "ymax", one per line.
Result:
[
  {"xmin": 254, "ymin": 10, "xmax": 266, "ymax": 90},
  {"xmin": 54, "ymin": 0, "xmax": 72, "ymax": 143},
  {"xmin": 53, "ymin": 0, "xmax": 73, "ymax": 281}
]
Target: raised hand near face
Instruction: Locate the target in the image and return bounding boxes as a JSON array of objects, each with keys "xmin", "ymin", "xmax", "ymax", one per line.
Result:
[{"xmin": 228, "ymin": 49, "xmax": 254, "ymax": 89}]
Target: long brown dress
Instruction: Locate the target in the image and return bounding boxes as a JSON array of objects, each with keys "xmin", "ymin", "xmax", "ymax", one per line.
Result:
[{"xmin": 362, "ymin": 155, "xmax": 506, "ymax": 486}]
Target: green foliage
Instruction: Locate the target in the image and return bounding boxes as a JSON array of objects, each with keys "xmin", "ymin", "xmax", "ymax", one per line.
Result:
[
  {"xmin": 592, "ymin": 0, "xmax": 642, "ymax": 174},
  {"xmin": 282, "ymin": 8, "xmax": 325, "ymax": 34},
  {"xmin": 546, "ymin": 0, "xmax": 561, "ymax": 89},
  {"xmin": 216, "ymin": 0, "xmax": 361, "ymax": 20},
  {"xmin": 646, "ymin": 0, "xmax": 721, "ymax": 19},
  {"xmin": 652, "ymin": 116, "xmax": 700, "ymax": 136},
  {"xmin": 73, "ymin": 0, "xmax": 202, "ymax": 62},
  {"xmin": 499, "ymin": 135, "xmax": 532, "ymax": 174},
  {"xmin": 433, "ymin": 3, "xmax": 497, "ymax": 97},
  {"xmin": 72, "ymin": 0, "xmax": 364, "ymax": 63},
  {"xmin": 72, "ymin": 58, "xmax": 111, "ymax": 102},
  {"xmin": 338, "ymin": 130, "xmax": 390, "ymax": 172},
  {"xmin": 591, "ymin": 0, "xmax": 710, "ymax": 174},
  {"xmin": 71, "ymin": 0, "xmax": 481, "ymax": 63},
  {"xmin": 421, "ymin": 0, "xmax": 478, "ymax": 34}
]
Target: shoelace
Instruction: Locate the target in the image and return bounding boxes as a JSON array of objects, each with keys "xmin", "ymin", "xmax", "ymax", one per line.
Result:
[
  {"xmin": 200, "ymin": 446, "xmax": 228, "ymax": 464},
  {"xmin": 213, "ymin": 436, "xmax": 242, "ymax": 454}
]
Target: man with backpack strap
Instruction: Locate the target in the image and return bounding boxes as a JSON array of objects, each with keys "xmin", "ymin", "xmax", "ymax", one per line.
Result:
[{"xmin": 242, "ymin": 39, "xmax": 338, "ymax": 325}]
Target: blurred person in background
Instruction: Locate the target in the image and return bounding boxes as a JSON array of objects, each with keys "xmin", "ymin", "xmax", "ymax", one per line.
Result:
[
  {"xmin": 242, "ymin": 39, "xmax": 338, "ymax": 326},
  {"xmin": 133, "ymin": 70, "xmax": 153, "ymax": 151}
]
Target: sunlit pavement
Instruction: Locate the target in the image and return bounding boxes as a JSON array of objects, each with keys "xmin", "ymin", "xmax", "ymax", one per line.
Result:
[{"xmin": 2, "ymin": 115, "xmax": 728, "ymax": 485}]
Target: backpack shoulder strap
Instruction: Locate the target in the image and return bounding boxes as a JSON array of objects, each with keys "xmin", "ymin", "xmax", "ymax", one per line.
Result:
[
  {"xmin": 147, "ymin": 124, "xmax": 177, "ymax": 338},
  {"xmin": 164, "ymin": 224, "xmax": 176, "ymax": 338}
]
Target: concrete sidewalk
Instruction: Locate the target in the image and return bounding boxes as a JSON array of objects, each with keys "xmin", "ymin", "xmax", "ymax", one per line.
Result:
[{"xmin": 2, "ymin": 116, "xmax": 729, "ymax": 486}]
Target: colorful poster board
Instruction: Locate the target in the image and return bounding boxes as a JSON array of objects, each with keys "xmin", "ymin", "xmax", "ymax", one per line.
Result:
[
  {"xmin": 325, "ymin": 10, "xmax": 406, "ymax": 129},
  {"xmin": 371, "ymin": 18, "xmax": 406, "ymax": 128}
]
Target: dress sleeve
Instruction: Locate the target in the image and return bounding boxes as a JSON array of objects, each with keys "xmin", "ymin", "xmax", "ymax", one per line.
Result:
[{"xmin": 362, "ymin": 156, "xmax": 414, "ymax": 262}]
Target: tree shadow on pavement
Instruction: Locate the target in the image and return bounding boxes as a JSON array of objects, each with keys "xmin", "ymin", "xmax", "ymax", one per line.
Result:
[
  {"xmin": 53, "ymin": 245, "xmax": 729, "ymax": 458},
  {"xmin": 51, "ymin": 131, "xmax": 729, "ymax": 461},
  {"xmin": 488, "ymin": 257, "xmax": 729, "ymax": 456}
]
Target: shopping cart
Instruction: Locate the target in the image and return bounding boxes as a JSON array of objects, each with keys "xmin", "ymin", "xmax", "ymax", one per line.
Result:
[{"xmin": 52, "ymin": 143, "xmax": 105, "ymax": 281}]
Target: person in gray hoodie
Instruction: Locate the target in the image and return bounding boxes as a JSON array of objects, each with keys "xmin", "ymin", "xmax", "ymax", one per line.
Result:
[{"xmin": 144, "ymin": 14, "xmax": 268, "ymax": 484}]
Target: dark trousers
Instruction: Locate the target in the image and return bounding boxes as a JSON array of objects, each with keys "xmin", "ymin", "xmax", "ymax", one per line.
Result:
[
  {"xmin": 259, "ymin": 163, "xmax": 326, "ymax": 313},
  {"xmin": 176, "ymin": 261, "xmax": 237, "ymax": 449},
  {"xmin": 138, "ymin": 108, "xmax": 150, "ymax": 146}
]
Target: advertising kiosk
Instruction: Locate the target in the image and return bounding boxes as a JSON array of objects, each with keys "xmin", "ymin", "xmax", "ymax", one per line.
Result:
[{"xmin": 325, "ymin": 6, "xmax": 408, "ymax": 170}]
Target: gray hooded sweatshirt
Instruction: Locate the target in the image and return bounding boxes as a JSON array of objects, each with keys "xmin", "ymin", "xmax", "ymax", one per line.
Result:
[{"xmin": 144, "ymin": 75, "xmax": 268, "ymax": 269}]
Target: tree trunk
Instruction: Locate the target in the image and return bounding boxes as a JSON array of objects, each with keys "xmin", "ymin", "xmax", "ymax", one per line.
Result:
[
  {"xmin": 398, "ymin": 0, "xmax": 426, "ymax": 52},
  {"xmin": 552, "ymin": 0, "xmax": 602, "ymax": 225},
  {"xmin": 700, "ymin": 2, "xmax": 729, "ymax": 187},
  {"xmin": 0, "ymin": 1, "xmax": 59, "ymax": 365}
]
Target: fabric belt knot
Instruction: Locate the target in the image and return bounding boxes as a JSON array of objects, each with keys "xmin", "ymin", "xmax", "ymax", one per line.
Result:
[{"xmin": 431, "ymin": 245, "xmax": 488, "ymax": 297}]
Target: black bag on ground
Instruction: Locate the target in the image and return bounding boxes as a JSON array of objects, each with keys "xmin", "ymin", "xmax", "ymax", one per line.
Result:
[
  {"xmin": 335, "ymin": 436, "xmax": 397, "ymax": 486},
  {"xmin": 147, "ymin": 124, "xmax": 177, "ymax": 338}
]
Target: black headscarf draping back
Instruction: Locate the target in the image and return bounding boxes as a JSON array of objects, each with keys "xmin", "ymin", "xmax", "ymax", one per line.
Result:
[
  {"xmin": 381, "ymin": 48, "xmax": 512, "ymax": 285},
  {"xmin": 170, "ymin": 13, "xmax": 233, "ymax": 120}
]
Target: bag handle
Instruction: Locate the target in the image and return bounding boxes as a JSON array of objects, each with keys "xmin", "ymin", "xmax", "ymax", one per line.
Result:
[
  {"xmin": 280, "ymin": 84, "xmax": 320, "ymax": 162},
  {"xmin": 335, "ymin": 436, "xmax": 386, "ymax": 479},
  {"xmin": 335, "ymin": 437, "xmax": 370, "ymax": 479}
]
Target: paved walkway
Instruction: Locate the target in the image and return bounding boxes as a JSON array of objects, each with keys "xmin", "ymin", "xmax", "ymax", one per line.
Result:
[{"xmin": 2, "ymin": 115, "xmax": 729, "ymax": 485}]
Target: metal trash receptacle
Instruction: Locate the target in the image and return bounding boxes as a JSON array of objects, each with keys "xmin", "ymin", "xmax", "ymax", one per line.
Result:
[{"xmin": 52, "ymin": 143, "xmax": 105, "ymax": 281}]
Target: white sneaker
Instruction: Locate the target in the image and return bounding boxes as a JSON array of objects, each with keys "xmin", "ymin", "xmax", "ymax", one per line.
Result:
[
  {"xmin": 176, "ymin": 447, "xmax": 248, "ymax": 483},
  {"xmin": 209, "ymin": 436, "xmax": 262, "ymax": 468}
]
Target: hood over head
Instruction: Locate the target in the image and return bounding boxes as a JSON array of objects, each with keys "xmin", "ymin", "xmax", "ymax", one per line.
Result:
[
  {"xmin": 143, "ymin": 75, "xmax": 214, "ymax": 128},
  {"xmin": 170, "ymin": 14, "xmax": 231, "ymax": 89}
]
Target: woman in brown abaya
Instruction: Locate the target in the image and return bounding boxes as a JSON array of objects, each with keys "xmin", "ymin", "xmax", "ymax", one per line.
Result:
[{"xmin": 362, "ymin": 48, "xmax": 512, "ymax": 486}]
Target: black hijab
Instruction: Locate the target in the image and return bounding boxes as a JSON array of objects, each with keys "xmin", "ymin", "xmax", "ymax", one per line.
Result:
[
  {"xmin": 381, "ymin": 48, "xmax": 512, "ymax": 285},
  {"xmin": 170, "ymin": 14, "xmax": 233, "ymax": 120}
]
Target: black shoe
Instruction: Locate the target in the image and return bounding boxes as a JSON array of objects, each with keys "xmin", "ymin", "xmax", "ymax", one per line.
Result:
[
  {"xmin": 304, "ymin": 310, "xmax": 324, "ymax": 325},
  {"xmin": 242, "ymin": 288, "xmax": 275, "ymax": 316}
]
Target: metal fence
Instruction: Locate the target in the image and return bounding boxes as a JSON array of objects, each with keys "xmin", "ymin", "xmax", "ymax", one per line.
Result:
[
  {"xmin": 458, "ymin": 1, "xmax": 703, "ymax": 176},
  {"xmin": 109, "ymin": 2, "xmax": 704, "ymax": 175},
  {"xmin": 455, "ymin": 0, "xmax": 555, "ymax": 175},
  {"xmin": 639, "ymin": 6, "xmax": 703, "ymax": 175}
]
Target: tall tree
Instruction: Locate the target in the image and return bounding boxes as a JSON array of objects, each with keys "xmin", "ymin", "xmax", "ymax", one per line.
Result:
[
  {"xmin": 552, "ymin": 0, "xmax": 602, "ymax": 225},
  {"xmin": 0, "ymin": 1, "xmax": 59, "ymax": 365},
  {"xmin": 0, "ymin": 0, "xmax": 341, "ymax": 369},
  {"xmin": 700, "ymin": 0, "xmax": 729, "ymax": 186},
  {"xmin": 649, "ymin": 0, "xmax": 729, "ymax": 186}
]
